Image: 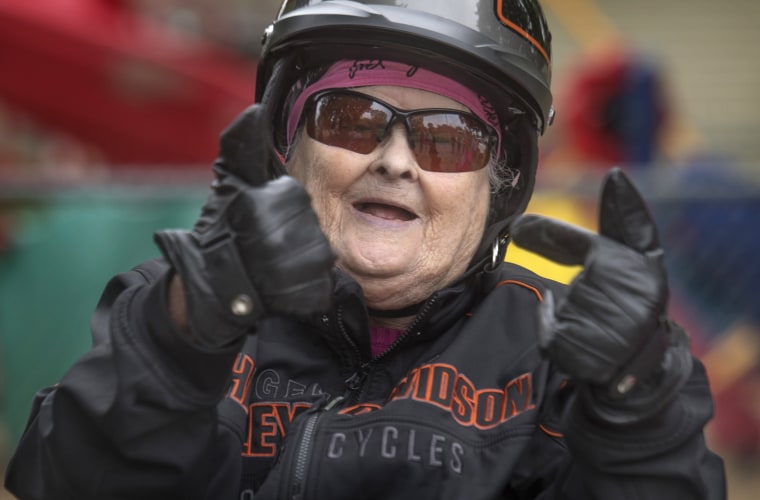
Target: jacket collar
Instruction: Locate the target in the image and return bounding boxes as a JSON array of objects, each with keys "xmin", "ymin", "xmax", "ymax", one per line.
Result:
[{"xmin": 327, "ymin": 267, "xmax": 483, "ymax": 348}]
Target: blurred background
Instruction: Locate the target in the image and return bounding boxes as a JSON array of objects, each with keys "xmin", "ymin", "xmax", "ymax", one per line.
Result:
[{"xmin": 1, "ymin": 0, "xmax": 758, "ymax": 497}]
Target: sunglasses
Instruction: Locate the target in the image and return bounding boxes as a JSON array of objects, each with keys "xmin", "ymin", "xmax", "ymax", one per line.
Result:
[{"xmin": 304, "ymin": 90, "xmax": 497, "ymax": 173}]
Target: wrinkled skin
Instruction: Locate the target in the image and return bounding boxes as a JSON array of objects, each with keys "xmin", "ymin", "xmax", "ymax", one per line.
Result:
[{"xmin": 288, "ymin": 86, "xmax": 491, "ymax": 313}]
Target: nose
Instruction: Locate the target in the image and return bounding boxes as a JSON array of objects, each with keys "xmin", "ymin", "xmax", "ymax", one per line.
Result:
[{"xmin": 369, "ymin": 124, "xmax": 419, "ymax": 180}]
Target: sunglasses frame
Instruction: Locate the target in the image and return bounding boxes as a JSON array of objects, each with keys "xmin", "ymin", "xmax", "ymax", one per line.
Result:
[{"xmin": 303, "ymin": 89, "xmax": 498, "ymax": 172}]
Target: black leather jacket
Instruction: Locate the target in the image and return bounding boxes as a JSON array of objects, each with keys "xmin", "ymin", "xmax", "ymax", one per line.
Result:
[{"xmin": 5, "ymin": 259, "xmax": 725, "ymax": 499}]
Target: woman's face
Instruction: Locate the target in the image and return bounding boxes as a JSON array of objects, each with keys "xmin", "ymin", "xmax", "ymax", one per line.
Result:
[{"xmin": 288, "ymin": 85, "xmax": 491, "ymax": 310}]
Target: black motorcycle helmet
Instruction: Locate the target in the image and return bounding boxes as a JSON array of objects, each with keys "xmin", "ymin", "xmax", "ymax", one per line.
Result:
[{"xmin": 256, "ymin": 0, "xmax": 553, "ymax": 268}]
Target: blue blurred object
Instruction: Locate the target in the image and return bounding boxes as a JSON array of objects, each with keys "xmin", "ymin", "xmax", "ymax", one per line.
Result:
[{"xmin": 650, "ymin": 162, "xmax": 760, "ymax": 337}]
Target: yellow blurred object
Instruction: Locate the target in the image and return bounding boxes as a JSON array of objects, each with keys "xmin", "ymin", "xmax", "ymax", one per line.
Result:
[
  {"xmin": 541, "ymin": 0, "xmax": 623, "ymax": 52},
  {"xmin": 505, "ymin": 194, "xmax": 594, "ymax": 284}
]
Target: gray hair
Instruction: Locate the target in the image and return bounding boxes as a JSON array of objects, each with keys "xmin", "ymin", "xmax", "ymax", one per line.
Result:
[{"xmin": 487, "ymin": 150, "xmax": 520, "ymax": 195}]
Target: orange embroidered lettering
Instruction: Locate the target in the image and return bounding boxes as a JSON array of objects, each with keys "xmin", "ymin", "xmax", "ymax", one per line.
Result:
[{"xmin": 388, "ymin": 363, "xmax": 535, "ymax": 429}]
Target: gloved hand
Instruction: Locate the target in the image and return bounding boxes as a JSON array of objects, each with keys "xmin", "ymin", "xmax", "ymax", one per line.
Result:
[
  {"xmin": 154, "ymin": 104, "xmax": 335, "ymax": 350},
  {"xmin": 510, "ymin": 168, "xmax": 691, "ymax": 424}
]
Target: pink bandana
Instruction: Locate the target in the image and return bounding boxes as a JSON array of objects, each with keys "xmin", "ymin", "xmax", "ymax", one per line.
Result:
[{"xmin": 286, "ymin": 59, "xmax": 501, "ymax": 152}]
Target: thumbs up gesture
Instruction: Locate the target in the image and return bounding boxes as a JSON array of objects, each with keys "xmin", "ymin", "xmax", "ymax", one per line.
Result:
[
  {"xmin": 511, "ymin": 168, "xmax": 691, "ymax": 423},
  {"xmin": 154, "ymin": 105, "xmax": 335, "ymax": 350}
]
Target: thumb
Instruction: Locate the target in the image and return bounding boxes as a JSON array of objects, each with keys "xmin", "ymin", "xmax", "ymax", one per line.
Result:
[
  {"xmin": 216, "ymin": 104, "xmax": 281, "ymax": 186},
  {"xmin": 510, "ymin": 214, "xmax": 596, "ymax": 267},
  {"xmin": 599, "ymin": 168, "xmax": 661, "ymax": 254}
]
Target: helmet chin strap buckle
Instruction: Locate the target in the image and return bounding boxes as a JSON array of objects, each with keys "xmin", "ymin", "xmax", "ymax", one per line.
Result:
[{"xmin": 489, "ymin": 235, "xmax": 508, "ymax": 270}]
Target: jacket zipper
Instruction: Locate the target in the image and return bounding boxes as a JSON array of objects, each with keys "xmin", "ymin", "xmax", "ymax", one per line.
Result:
[
  {"xmin": 288, "ymin": 396, "xmax": 345, "ymax": 500},
  {"xmin": 335, "ymin": 305, "xmax": 368, "ymax": 399},
  {"xmin": 286, "ymin": 297, "xmax": 440, "ymax": 497},
  {"xmin": 290, "ymin": 414, "xmax": 317, "ymax": 500},
  {"xmin": 336, "ymin": 305, "xmax": 363, "ymax": 365},
  {"xmin": 340, "ymin": 295, "xmax": 439, "ymax": 404}
]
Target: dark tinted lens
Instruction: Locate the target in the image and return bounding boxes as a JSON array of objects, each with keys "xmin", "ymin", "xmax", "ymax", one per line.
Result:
[
  {"xmin": 305, "ymin": 91, "xmax": 493, "ymax": 172},
  {"xmin": 306, "ymin": 93, "xmax": 390, "ymax": 153},
  {"xmin": 410, "ymin": 113, "xmax": 492, "ymax": 172}
]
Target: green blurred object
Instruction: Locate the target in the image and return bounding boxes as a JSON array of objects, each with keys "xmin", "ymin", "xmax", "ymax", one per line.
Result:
[{"xmin": 0, "ymin": 187, "xmax": 205, "ymax": 448}]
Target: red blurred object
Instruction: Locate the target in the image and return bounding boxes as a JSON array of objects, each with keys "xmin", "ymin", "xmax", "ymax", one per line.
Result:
[
  {"xmin": 0, "ymin": 0, "xmax": 256, "ymax": 166},
  {"xmin": 559, "ymin": 49, "xmax": 668, "ymax": 167}
]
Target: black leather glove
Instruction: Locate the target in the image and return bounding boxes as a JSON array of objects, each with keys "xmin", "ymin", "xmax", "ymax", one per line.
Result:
[
  {"xmin": 510, "ymin": 168, "xmax": 692, "ymax": 424},
  {"xmin": 154, "ymin": 104, "xmax": 335, "ymax": 350}
]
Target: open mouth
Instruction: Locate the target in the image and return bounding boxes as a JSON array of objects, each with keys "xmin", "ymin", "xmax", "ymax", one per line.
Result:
[{"xmin": 354, "ymin": 202, "xmax": 418, "ymax": 222}]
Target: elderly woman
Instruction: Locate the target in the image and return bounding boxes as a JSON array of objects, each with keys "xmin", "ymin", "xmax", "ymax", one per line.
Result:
[{"xmin": 6, "ymin": 1, "xmax": 725, "ymax": 499}]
